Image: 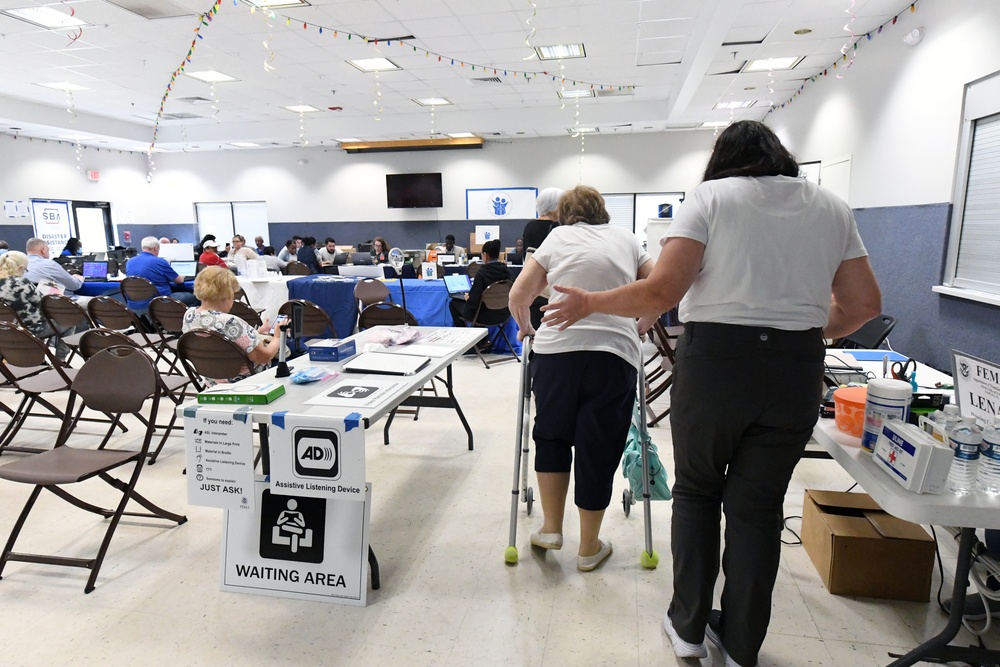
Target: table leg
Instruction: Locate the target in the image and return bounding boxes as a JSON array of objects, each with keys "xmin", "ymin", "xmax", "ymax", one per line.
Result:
[
  {"xmin": 445, "ymin": 364, "xmax": 474, "ymax": 451},
  {"xmin": 259, "ymin": 423, "xmax": 270, "ymax": 476},
  {"xmin": 368, "ymin": 545, "xmax": 380, "ymax": 590},
  {"xmin": 381, "ymin": 364, "xmax": 474, "ymax": 450},
  {"xmin": 888, "ymin": 527, "xmax": 1000, "ymax": 667}
]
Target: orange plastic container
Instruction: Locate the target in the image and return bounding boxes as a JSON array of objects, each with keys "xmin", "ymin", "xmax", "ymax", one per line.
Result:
[{"xmin": 833, "ymin": 386, "xmax": 868, "ymax": 437}]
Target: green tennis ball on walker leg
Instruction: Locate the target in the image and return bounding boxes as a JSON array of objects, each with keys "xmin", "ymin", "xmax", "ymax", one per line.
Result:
[
  {"xmin": 504, "ymin": 546, "xmax": 518, "ymax": 565},
  {"xmin": 640, "ymin": 550, "xmax": 659, "ymax": 569}
]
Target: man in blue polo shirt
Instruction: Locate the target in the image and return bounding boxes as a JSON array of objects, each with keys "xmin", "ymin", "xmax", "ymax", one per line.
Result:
[{"xmin": 126, "ymin": 236, "xmax": 198, "ymax": 308}]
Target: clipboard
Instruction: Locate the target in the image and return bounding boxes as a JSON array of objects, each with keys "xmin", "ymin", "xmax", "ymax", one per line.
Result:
[{"xmin": 341, "ymin": 351, "xmax": 431, "ymax": 376}]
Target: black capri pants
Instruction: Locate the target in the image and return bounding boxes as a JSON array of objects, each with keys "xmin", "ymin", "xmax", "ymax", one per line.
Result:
[{"xmin": 531, "ymin": 350, "xmax": 637, "ymax": 511}]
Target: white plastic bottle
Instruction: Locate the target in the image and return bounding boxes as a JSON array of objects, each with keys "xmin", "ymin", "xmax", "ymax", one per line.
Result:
[
  {"xmin": 948, "ymin": 419, "xmax": 982, "ymax": 495},
  {"xmin": 942, "ymin": 404, "xmax": 962, "ymax": 438},
  {"xmin": 977, "ymin": 419, "xmax": 1000, "ymax": 495}
]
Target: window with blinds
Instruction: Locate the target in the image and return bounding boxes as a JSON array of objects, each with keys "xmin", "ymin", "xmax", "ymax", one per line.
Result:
[
  {"xmin": 195, "ymin": 201, "xmax": 269, "ymax": 247},
  {"xmin": 941, "ymin": 69, "xmax": 1000, "ymax": 304}
]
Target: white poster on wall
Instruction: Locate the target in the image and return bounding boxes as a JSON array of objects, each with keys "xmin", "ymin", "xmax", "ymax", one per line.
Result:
[
  {"xmin": 465, "ymin": 187, "xmax": 537, "ymax": 220},
  {"xmin": 30, "ymin": 199, "xmax": 73, "ymax": 250}
]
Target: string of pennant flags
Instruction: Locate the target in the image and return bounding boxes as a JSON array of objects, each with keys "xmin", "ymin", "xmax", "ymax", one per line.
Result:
[{"xmin": 767, "ymin": 1, "xmax": 920, "ymax": 115}]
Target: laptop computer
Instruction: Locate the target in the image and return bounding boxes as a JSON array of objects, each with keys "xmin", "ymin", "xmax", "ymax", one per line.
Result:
[
  {"xmin": 437, "ymin": 253, "xmax": 456, "ymax": 265},
  {"xmin": 333, "ymin": 252, "xmax": 348, "ymax": 265},
  {"xmin": 81, "ymin": 261, "xmax": 109, "ymax": 281},
  {"xmin": 444, "ymin": 273, "xmax": 472, "ymax": 297},
  {"xmin": 352, "ymin": 252, "xmax": 374, "ymax": 266},
  {"xmin": 171, "ymin": 260, "xmax": 198, "ymax": 280}
]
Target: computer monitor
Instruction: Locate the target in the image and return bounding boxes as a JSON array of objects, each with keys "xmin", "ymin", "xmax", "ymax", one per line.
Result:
[
  {"xmin": 81, "ymin": 261, "xmax": 108, "ymax": 280},
  {"xmin": 351, "ymin": 252, "xmax": 374, "ymax": 266}
]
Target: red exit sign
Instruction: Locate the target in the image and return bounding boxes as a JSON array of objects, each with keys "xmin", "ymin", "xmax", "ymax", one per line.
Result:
[{"xmin": 87, "ymin": 169, "xmax": 100, "ymax": 182}]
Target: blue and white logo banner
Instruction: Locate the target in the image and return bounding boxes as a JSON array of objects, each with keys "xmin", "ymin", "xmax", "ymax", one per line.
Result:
[{"xmin": 466, "ymin": 187, "xmax": 537, "ymax": 220}]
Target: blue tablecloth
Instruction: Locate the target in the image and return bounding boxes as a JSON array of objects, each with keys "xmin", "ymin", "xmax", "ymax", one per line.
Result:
[
  {"xmin": 286, "ymin": 275, "xmax": 360, "ymax": 340},
  {"xmin": 75, "ymin": 280, "xmax": 194, "ymax": 298}
]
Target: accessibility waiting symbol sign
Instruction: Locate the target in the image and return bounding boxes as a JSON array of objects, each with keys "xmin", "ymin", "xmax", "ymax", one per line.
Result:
[{"xmin": 259, "ymin": 490, "xmax": 326, "ymax": 564}]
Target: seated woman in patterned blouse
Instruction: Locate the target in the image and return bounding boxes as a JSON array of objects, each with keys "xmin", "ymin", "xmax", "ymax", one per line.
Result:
[
  {"xmin": 182, "ymin": 266, "xmax": 280, "ymax": 381},
  {"xmin": 0, "ymin": 251, "xmax": 71, "ymax": 359}
]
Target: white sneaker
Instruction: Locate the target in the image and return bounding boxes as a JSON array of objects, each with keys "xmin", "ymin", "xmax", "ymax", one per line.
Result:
[
  {"xmin": 529, "ymin": 531, "xmax": 563, "ymax": 550},
  {"xmin": 662, "ymin": 609, "xmax": 708, "ymax": 659}
]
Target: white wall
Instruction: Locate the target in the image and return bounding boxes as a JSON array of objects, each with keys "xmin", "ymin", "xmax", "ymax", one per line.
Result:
[
  {"xmin": 768, "ymin": 0, "xmax": 1000, "ymax": 209},
  {"xmin": 0, "ymin": 130, "xmax": 713, "ymax": 227}
]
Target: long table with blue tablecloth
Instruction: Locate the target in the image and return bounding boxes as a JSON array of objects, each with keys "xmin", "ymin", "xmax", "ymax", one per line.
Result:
[
  {"xmin": 286, "ymin": 274, "xmax": 520, "ymax": 353},
  {"xmin": 74, "ymin": 280, "xmax": 195, "ymax": 298}
]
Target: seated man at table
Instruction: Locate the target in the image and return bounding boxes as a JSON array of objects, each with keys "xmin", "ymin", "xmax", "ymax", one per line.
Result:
[
  {"xmin": 437, "ymin": 234, "xmax": 465, "ymax": 259},
  {"xmin": 317, "ymin": 237, "xmax": 344, "ymax": 267},
  {"xmin": 260, "ymin": 246, "xmax": 288, "ymax": 273},
  {"xmin": 24, "ymin": 237, "xmax": 88, "ymax": 301},
  {"xmin": 127, "ymin": 236, "xmax": 198, "ymax": 307},
  {"xmin": 449, "ymin": 239, "xmax": 509, "ymax": 335}
]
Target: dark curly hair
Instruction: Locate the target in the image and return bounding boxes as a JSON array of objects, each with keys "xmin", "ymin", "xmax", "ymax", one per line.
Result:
[{"xmin": 702, "ymin": 120, "xmax": 799, "ymax": 182}]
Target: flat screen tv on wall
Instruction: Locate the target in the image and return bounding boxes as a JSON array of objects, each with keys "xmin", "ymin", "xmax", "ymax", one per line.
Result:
[{"xmin": 386, "ymin": 173, "xmax": 443, "ymax": 208}]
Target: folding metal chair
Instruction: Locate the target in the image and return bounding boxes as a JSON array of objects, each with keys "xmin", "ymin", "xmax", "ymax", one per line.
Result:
[
  {"xmin": 229, "ymin": 301, "xmax": 263, "ymax": 329},
  {"xmin": 466, "ymin": 280, "xmax": 519, "ymax": 369},
  {"xmin": 278, "ymin": 299, "xmax": 335, "ymax": 352},
  {"xmin": 176, "ymin": 329, "xmax": 256, "ymax": 391},
  {"xmin": 41, "ymin": 294, "xmax": 94, "ymax": 366},
  {"xmin": 87, "ymin": 296, "xmax": 172, "ymax": 369},
  {"xmin": 0, "ymin": 345, "xmax": 187, "ymax": 593},
  {"xmin": 147, "ymin": 295, "xmax": 188, "ymax": 374},
  {"xmin": 358, "ymin": 302, "xmax": 418, "ymax": 329}
]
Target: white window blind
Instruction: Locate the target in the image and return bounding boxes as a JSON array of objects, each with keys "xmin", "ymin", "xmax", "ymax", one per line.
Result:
[
  {"xmin": 603, "ymin": 194, "xmax": 635, "ymax": 237},
  {"xmin": 954, "ymin": 112, "xmax": 1000, "ymax": 293},
  {"xmin": 233, "ymin": 201, "xmax": 269, "ymax": 246},
  {"xmin": 195, "ymin": 202, "xmax": 234, "ymax": 242}
]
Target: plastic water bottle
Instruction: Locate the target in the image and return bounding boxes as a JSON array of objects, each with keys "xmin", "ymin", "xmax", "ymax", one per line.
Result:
[
  {"xmin": 947, "ymin": 419, "xmax": 982, "ymax": 495},
  {"xmin": 978, "ymin": 419, "xmax": 1000, "ymax": 495}
]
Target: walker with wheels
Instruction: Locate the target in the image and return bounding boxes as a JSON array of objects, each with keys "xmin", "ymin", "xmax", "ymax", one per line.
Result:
[{"xmin": 504, "ymin": 337, "xmax": 658, "ymax": 569}]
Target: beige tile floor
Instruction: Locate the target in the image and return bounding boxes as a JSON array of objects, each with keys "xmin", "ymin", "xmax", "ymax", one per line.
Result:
[{"xmin": 0, "ymin": 353, "xmax": 996, "ymax": 666}]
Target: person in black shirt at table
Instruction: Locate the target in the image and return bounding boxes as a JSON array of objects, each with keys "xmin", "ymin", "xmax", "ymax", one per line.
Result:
[
  {"xmin": 296, "ymin": 236, "xmax": 319, "ymax": 274},
  {"xmin": 449, "ymin": 239, "xmax": 510, "ymax": 334}
]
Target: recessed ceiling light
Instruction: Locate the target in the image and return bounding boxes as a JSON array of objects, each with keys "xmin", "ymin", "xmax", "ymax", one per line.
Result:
[
  {"xmin": 283, "ymin": 105, "xmax": 321, "ymax": 113},
  {"xmin": 1, "ymin": 6, "xmax": 86, "ymax": 29},
  {"xmin": 36, "ymin": 82, "xmax": 89, "ymax": 92},
  {"xmin": 558, "ymin": 89, "xmax": 595, "ymax": 99},
  {"xmin": 185, "ymin": 70, "xmax": 239, "ymax": 83},
  {"xmin": 348, "ymin": 58, "xmax": 401, "ymax": 73},
  {"xmin": 793, "ymin": 28, "xmax": 813, "ymax": 35},
  {"xmin": 414, "ymin": 98, "xmax": 452, "ymax": 106},
  {"xmin": 742, "ymin": 56, "xmax": 804, "ymax": 72},
  {"xmin": 230, "ymin": 142, "xmax": 260, "ymax": 148},
  {"xmin": 701, "ymin": 121, "xmax": 731, "ymax": 128},
  {"xmin": 714, "ymin": 100, "xmax": 757, "ymax": 110},
  {"xmin": 535, "ymin": 44, "xmax": 586, "ymax": 60},
  {"xmin": 447, "ymin": 132, "xmax": 477, "ymax": 138},
  {"xmin": 240, "ymin": 0, "xmax": 310, "ymax": 8}
]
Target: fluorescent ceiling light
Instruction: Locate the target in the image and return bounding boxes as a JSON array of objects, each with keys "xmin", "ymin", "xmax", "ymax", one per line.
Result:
[
  {"xmin": 1, "ymin": 6, "xmax": 86, "ymax": 29},
  {"xmin": 337, "ymin": 137, "xmax": 361, "ymax": 143},
  {"xmin": 447, "ymin": 132, "xmax": 477, "ymax": 138},
  {"xmin": 348, "ymin": 58, "xmax": 401, "ymax": 73},
  {"xmin": 558, "ymin": 89, "xmax": 594, "ymax": 99},
  {"xmin": 701, "ymin": 121, "xmax": 731, "ymax": 128},
  {"xmin": 185, "ymin": 70, "xmax": 238, "ymax": 83},
  {"xmin": 414, "ymin": 98, "xmax": 451, "ymax": 106},
  {"xmin": 568, "ymin": 126, "xmax": 597, "ymax": 135},
  {"xmin": 535, "ymin": 44, "xmax": 586, "ymax": 60},
  {"xmin": 714, "ymin": 100, "xmax": 756, "ymax": 110},
  {"xmin": 240, "ymin": 0, "xmax": 309, "ymax": 8},
  {"xmin": 36, "ymin": 82, "xmax": 89, "ymax": 92},
  {"xmin": 742, "ymin": 56, "xmax": 804, "ymax": 72},
  {"xmin": 59, "ymin": 134, "xmax": 91, "ymax": 141},
  {"xmin": 283, "ymin": 105, "xmax": 321, "ymax": 113},
  {"xmin": 230, "ymin": 142, "xmax": 260, "ymax": 148}
]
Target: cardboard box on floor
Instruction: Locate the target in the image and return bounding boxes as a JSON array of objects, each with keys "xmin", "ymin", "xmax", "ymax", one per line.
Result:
[{"xmin": 801, "ymin": 489, "xmax": 935, "ymax": 602}]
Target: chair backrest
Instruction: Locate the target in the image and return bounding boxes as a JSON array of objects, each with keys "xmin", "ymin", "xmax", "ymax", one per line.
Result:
[
  {"xmin": 78, "ymin": 327, "xmax": 136, "ymax": 361},
  {"xmin": 841, "ymin": 314, "xmax": 898, "ymax": 349},
  {"xmin": 353, "ymin": 278, "xmax": 390, "ymax": 308},
  {"xmin": 233, "ymin": 285, "xmax": 253, "ymax": 306},
  {"xmin": 0, "ymin": 300, "xmax": 26, "ymax": 328},
  {"xmin": 285, "ymin": 261, "xmax": 311, "ymax": 275},
  {"xmin": 88, "ymin": 295, "xmax": 142, "ymax": 332},
  {"xmin": 73, "ymin": 345, "xmax": 158, "ymax": 414},
  {"xmin": 177, "ymin": 329, "xmax": 253, "ymax": 388},
  {"xmin": 148, "ymin": 296, "xmax": 189, "ymax": 335},
  {"xmin": 278, "ymin": 299, "xmax": 336, "ymax": 338},
  {"xmin": 466, "ymin": 263, "xmax": 481, "ymax": 280},
  {"xmin": 0, "ymin": 321, "xmax": 68, "ymax": 382},
  {"xmin": 649, "ymin": 321, "xmax": 677, "ymax": 366},
  {"xmin": 120, "ymin": 275, "xmax": 159, "ymax": 304},
  {"xmin": 41, "ymin": 294, "xmax": 93, "ymax": 330},
  {"xmin": 229, "ymin": 301, "xmax": 262, "ymax": 328},
  {"xmin": 471, "ymin": 280, "xmax": 513, "ymax": 327},
  {"xmin": 358, "ymin": 302, "xmax": 418, "ymax": 329}
]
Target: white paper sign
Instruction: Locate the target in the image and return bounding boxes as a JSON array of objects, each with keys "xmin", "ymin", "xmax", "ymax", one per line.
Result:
[
  {"xmin": 266, "ymin": 412, "xmax": 366, "ymax": 500},
  {"xmin": 221, "ymin": 480, "xmax": 371, "ymax": 605},
  {"xmin": 30, "ymin": 199, "xmax": 73, "ymax": 250},
  {"xmin": 305, "ymin": 377, "xmax": 408, "ymax": 409},
  {"xmin": 421, "ymin": 262, "xmax": 438, "ymax": 280},
  {"xmin": 951, "ymin": 350, "xmax": 1000, "ymax": 425},
  {"xmin": 184, "ymin": 405, "xmax": 257, "ymax": 511},
  {"xmin": 474, "ymin": 225, "xmax": 501, "ymax": 245}
]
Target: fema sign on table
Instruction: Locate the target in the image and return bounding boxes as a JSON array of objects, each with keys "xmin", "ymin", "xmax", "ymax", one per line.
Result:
[{"xmin": 465, "ymin": 187, "xmax": 537, "ymax": 220}]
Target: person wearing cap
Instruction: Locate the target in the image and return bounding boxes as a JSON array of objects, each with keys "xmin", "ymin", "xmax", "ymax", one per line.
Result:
[
  {"xmin": 198, "ymin": 239, "xmax": 227, "ymax": 267},
  {"xmin": 437, "ymin": 234, "xmax": 465, "ymax": 258}
]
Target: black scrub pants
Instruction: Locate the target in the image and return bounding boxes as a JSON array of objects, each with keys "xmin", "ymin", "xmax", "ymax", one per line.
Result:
[{"xmin": 668, "ymin": 322, "xmax": 824, "ymax": 667}]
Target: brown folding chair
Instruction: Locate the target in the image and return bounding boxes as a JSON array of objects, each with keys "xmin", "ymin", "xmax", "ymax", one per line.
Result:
[
  {"xmin": 645, "ymin": 321, "xmax": 678, "ymax": 427},
  {"xmin": 358, "ymin": 302, "xmax": 418, "ymax": 329},
  {"xmin": 353, "ymin": 278, "xmax": 391, "ymax": 309},
  {"xmin": 119, "ymin": 275, "xmax": 159, "ymax": 307},
  {"xmin": 0, "ymin": 322, "xmax": 125, "ymax": 456},
  {"xmin": 466, "ymin": 263, "xmax": 481, "ymax": 280},
  {"xmin": 41, "ymin": 294, "xmax": 94, "ymax": 365},
  {"xmin": 285, "ymin": 261, "xmax": 311, "ymax": 275},
  {"xmin": 87, "ymin": 296, "xmax": 170, "ymax": 368},
  {"xmin": 177, "ymin": 329, "xmax": 256, "ymax": 391},
  {"xmin": 0, "ymin": 300, "xmax": 28, "ymax": 328},
  {"xmin": 229, "ymin": 301, "xmax": 263, "ymax": 329},
  {"xmin": 466, "ymin": 280, "xmax": 519, "ymax": 369},
  {"xmin": 79, "ymin": 329, "xmax": 193, "ymax": 463},
  {"xmin": 0, "ymin": 345, "xmax": 187, "ymax": 594},
  {"xmin": 278, "ymin": 299, "xmax": 335, "ymax": 351}
]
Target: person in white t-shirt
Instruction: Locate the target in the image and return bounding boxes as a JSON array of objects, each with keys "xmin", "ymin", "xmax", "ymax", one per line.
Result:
[
  {"xmin": 509, "ymin": 185, "xmax": 653, "ymax": 574},
  {"xmin": 542, "ymin": 121, "xmax": 882, "ymax": 667}
]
